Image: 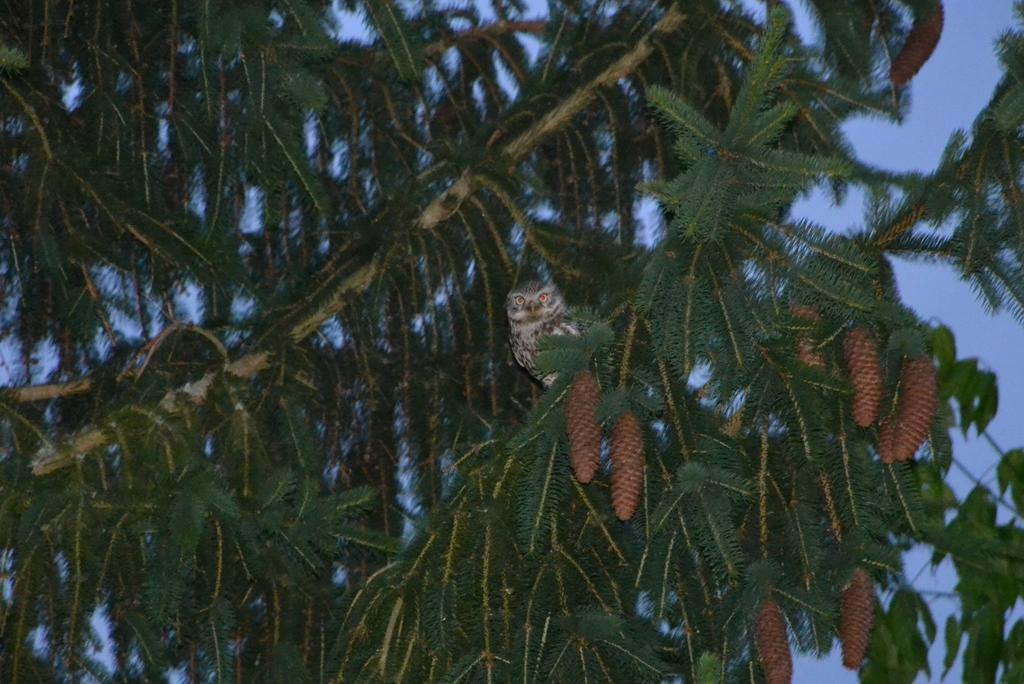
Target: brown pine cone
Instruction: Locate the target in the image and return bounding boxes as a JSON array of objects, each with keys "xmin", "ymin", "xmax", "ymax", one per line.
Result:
[
  {"xmin": 844, "ymin": 328, "xmax": 884, "ymax": 428},
  {"xmin": 893, "ymin": 356, "xmax": 938, "ymax": 461},
  {"xmin": 564, "ymin": 372, "xmax": 602, "ymax": 484},
  {"xmin": 839, "ymin": 568, "xmax": 876, "ymax": 670},
  {"xmin": 877, "ymin": 416, "xmax": 898, "ymax": 465},
  {"xmin": 610, "ymin": 411, "xmax": 644, "ymax": 521},
  {"xmin": 890, "ymin": 0, "xmax": 944, "ymax": 87},
  {"xmin": 754, "ymin": 598, "xmax": 793, "ymax": 684}
]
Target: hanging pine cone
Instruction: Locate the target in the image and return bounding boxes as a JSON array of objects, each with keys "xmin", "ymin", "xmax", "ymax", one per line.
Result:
[
  {"xmin": 877, "ymin": 416, "xmax": 898, "ymax": 465},
  {"xmin": 893, "ymin": 356, "xmax": 938, "ymax": 461},
  {"xmin": 843, "ymin": 328, "xmax": 884, "ymax": 427},
  {"xmin": 610, "ymin": 410, "xmax": 644, "ymax": 521},
  {"xmin": 564, "ymin": 372, "xmax": 602, "ymax": 484},
  {"xmin": 754, "ymin": 598, "xmax": 793, "ymax": 684},
  {"xmin": 890, "ymin": 0, "xmax": 944, "ymax": 87},
  {"xmin": 839, "ymin": 568, "xmax": 876, "ymax": 670}
]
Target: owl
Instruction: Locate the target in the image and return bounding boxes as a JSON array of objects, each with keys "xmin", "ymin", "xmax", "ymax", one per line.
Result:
[{"xmin": 506, "ymin": 280, "xmax": 580, "ymax": 386}]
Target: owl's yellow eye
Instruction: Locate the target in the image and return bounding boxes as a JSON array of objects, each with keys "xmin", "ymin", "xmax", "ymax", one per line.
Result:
[
  {"xmin": 538, "ymin": 293, "xmax": 548, "ymax": 303},
  {"xmin": 514, "ymin": 295, "xmax": 525, "ymax": 305}
]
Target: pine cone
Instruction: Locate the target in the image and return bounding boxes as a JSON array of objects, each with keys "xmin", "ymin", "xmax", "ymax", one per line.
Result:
[
  {"xmin": 839, "ymin": 568, "xmax": 876, "ymax": 670},
  {"xmin": 890, "ymin": 0, "xmax": 944, "ymax": 87},
  {"xmin": 610, "ymin": 411, "xmax": 644, "ymax": 521},
  {"xmin": 843, "ymin": 328, "xmax": 884, "ymax": 427},
  {"xmin": 877, "ymin": 416, "xmax": 898, "ymax": 465},
  {"xmin": 754, "ymin": 599, "xmax": 793, "ymax": 684},
  {"xmin": 564, "ymin": 372, "xmax": 602, "ymax": 484},
  {"xmin": 893, "ymin": 356, "xmax": 938, "ymax": 461}
]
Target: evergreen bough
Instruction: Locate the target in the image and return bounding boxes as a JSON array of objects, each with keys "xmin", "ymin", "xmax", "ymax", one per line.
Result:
[{"xmin": 0, "ymin": 1, "xmax": 1023, "ymax": 682}]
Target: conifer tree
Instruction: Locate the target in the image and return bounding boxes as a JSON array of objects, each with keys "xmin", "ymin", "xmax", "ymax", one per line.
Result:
[{"xmin": 1, "ymin": 1, "xmax": 1023, "ymax": 682}]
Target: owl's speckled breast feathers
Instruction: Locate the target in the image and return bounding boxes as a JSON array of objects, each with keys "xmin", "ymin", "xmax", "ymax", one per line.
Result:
[{"xmin": 506, "ymin": 280, "xmax": 579, "ymax": 386}]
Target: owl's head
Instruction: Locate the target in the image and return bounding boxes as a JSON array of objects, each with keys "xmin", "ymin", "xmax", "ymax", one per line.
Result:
[{"xmin": 506, "ymin": 280, "xmax": 565, "ymax": 323}]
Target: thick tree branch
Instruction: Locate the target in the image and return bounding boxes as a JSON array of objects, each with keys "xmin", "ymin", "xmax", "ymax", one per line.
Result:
[
  {"xmin": 503, "ymin": 6, "xmax": 684, "ymax": 163},
  {"xmin": 416, "ymin": 4, "xmax": 685, "ymax": 231},
  {"xmin": 31, "ymin": 352, "xmax": 271, "ymax": 476},
  {"xmin": 6, "ymin": 379, "xmax": 93, "ymax": 402},
  {"xmin": 287, "ymin": 257, "xmax": 385, "ymax": 343},
  {"xmin": 26, "ymin": 4, "xmax": 685, "ymax": 476}
]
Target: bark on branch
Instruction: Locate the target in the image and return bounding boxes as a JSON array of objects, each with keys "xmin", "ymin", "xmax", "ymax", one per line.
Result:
[{"xmin": 6, "ymin": 379, "xmax": 94, "ymax": 403}]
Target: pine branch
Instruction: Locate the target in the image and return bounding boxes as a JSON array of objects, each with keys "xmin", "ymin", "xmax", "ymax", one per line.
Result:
[
  {"xmin": 1, "ymin": 80, "xmax": 53, "ymax": 160},
  {"xmin": 9, "ymin": 324, "xmax": 220, "ymax": 404},
  {"xmin": 30, "ymin": 352, "xmax": 271, "ymax": 476},
  {"xmin": 22, "ymin": 6, "xmax": 685, "ymax": 477},
  {"xmin": 503, "ymin": 5, "xmax": 685, "ymax": 163},
  {"xmin": 423, "ymin": 20, "xmax": 548, "ymax": 58},
  {"xmin": 363, "ymin": 0, "xmax": 423, "ymax": 80},
  {"xmin": 418, "ymin": 4, "xmax": 685, "ymax": 231},
  {"xmin": 5, "ymin": 378, "xmax": 93, "ymax": 403}
]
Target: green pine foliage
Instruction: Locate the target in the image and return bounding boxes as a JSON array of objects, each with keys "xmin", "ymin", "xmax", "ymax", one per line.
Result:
[{"xmin": 1, "ymin": 0, "xmax": 1023, "ymax": 682}]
